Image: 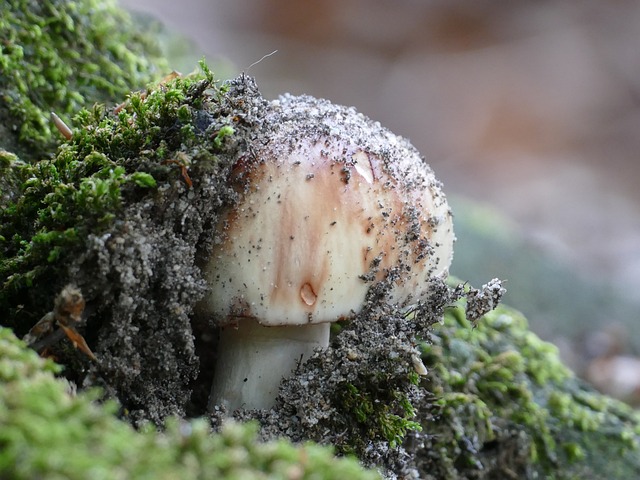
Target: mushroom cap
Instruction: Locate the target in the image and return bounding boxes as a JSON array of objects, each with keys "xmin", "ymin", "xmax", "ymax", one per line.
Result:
[{"xmin": 204, "ymin": 94, "xmax": 454, "ymax": 326}]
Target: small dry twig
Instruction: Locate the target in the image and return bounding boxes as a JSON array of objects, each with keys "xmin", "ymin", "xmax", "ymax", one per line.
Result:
[{"xmin": 51, "ymin": 111, "xmax": 73, "ymax": 140}]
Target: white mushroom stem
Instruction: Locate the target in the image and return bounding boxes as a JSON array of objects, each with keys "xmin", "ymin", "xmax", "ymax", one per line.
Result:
[{"xmin": 209, "ymin": 321, "xmax": 330, "ymax": 411}]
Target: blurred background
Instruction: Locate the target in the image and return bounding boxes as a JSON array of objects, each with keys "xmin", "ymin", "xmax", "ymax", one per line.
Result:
[{"xmin": 119, "ymin": 0, "xmax": 640, "ymax": 404}]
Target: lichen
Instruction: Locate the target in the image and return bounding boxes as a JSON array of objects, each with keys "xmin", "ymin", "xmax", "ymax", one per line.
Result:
[{"xmin": 0, "ymin": 0, "xmax": 167, "ymax": 162}]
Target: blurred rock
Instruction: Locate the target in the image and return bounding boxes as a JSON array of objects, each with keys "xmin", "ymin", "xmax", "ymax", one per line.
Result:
[{"xmin": 587, "ymin": 355, "xmax": 640, "ymax": 406}]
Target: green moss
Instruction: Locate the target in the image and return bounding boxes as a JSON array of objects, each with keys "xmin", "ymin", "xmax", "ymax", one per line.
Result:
[
  {"xmin": 0, "ymin": 150, "xmax": 18, "ymax": 169},
  {"xmin": 0, "ymin": 53, "xmax": 248, "ymax": 422},
  {"xmin": 0, "ymin": 327, "xmax": 379, "ymax": 479},
  {"xmin": 0, "ymin": 66, "xmax": 226, "ymax": 333},
  {"xmin": 338, "ymin": 380, "xmax": 422, "ymax": 450},
  {"xmin": 419, "ymin": 303, "xmax": 640, "ymax": 478},
  {"xmin": 0, "ymin": 0, "xmax": 168, "ymax": 162},
  {"xmin": 213, "ymin": 124, "xmax": 235, "ymax": 149}
]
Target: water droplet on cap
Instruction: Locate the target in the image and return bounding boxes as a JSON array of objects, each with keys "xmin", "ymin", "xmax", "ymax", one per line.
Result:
[{"xmin": 300, "ymin": 283, "xmax": 317, "ymax": 306}]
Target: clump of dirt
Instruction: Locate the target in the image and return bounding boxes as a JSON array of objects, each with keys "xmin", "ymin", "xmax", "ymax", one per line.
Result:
[
  {"xmin": 72, "ymin": 75, "xmax": 271, "ymax": 424},
  {"xmin": 227, "ymin": 279, "xmax": 505, "ymax": 478}
]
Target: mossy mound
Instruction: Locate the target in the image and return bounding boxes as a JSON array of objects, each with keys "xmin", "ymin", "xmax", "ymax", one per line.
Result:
[
  {"xmin": 0, "ymin": 64, "xmax": 251, "ymax": 423},
  {"xmin": 0, "ymin": 0, "xmax": 167, "ymax": 162},
  {"xmin": 414, "ymin": 304, "xmax": 640, "ymax": 478},
  {"xmin": 0, "ymin": 326, "xmax": 380, "ymax": 480}
]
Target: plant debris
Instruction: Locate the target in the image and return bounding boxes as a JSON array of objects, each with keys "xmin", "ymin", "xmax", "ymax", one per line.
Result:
[{"xmin": 24, "ymin": 284, "xmax": 95, "ymax": 361}]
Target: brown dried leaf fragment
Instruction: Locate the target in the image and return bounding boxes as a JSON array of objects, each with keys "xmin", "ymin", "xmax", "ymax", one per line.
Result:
[{"xmin": 24, "ymin": 285, "xmax": 96, "ymax": 361}]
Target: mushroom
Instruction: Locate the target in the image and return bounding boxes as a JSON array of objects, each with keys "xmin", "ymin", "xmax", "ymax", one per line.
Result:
[{"xmin": 203, "ymin": 93, "xmax": 454, "ymax": 411}]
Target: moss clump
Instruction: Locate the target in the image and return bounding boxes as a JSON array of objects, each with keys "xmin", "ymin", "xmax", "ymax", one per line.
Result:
[
  {"xmin": 0, "ymin": 326, "xmax": 380, "ymax": 480},
  {"xmin": 415, "ymin": 304, "xmax": 640, "ymax": 478},
  {"xmin": 1, "ymin": 66, "xmax": 218, "ymax": 334},
  {"xmin": 0, "ymin": 63, "xmax": 252, "ymax": 423},
  {"xmin": 0, "ymin": 0, "xmax": 167, "ymax": 162},
  {"xmin": 338, "ymin": 379, "xmax": 422, "ymax": 450}
]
